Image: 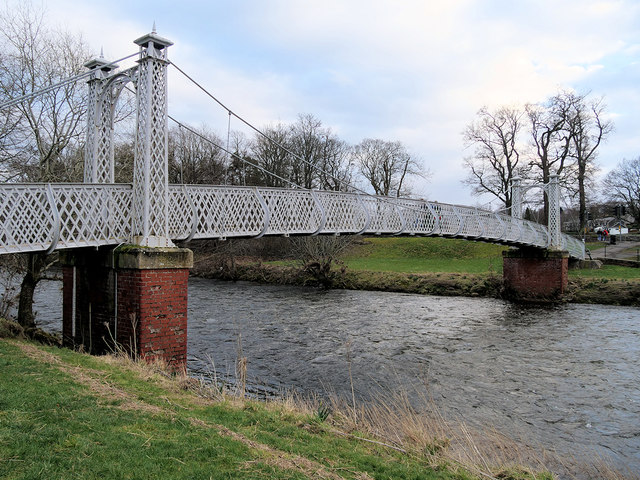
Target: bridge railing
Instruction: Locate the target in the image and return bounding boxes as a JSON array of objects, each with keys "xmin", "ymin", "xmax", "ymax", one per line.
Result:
[
  {"xmin": 0, "ymin": 183, "xmax": 585, "ymax": 259},
  {"xmin": 0, "ymin": 183, "xmax": 132, "ymax": 254}
]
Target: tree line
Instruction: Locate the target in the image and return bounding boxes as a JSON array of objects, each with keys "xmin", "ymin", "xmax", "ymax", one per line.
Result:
[
  {"xmin": 113, "ymin": 116, "xmax": 427, "ymax": 199},
  {"xmin": 462, "ymin": 92, "xmax": 639, "ymax": 231},
  {"xmin": 461, "ymin": 92, "xmax": 617, "ymax": 232}
]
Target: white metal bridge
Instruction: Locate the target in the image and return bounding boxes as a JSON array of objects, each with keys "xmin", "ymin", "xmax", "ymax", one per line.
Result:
[
  {"xmin": 0, "ymin": 30, "xmax": 585, "ymax": 260},
  {"xmin": 0, "ymin": 182, "xmax": 585, "ymax": 258}
]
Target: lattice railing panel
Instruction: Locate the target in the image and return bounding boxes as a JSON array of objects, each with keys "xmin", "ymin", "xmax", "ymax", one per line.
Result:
[
  {"xmin": 500, "ymin": 215, "xmax": 522, "ymax": 243},
  {"xmin": 0, "ymin": 184, "xmax": 132, "ymax": 254},
  {"xmin": 395, "ymin": 199, "xmax": 436, "ymax": 235},
  {"xmin": 430, "ymin": 203, "xmax": 462, "ymax": 236},
  {"xmin": 169, "ymin": 186, "xmax": 268, "ymax": 240},
  {"xmin": 562, "ymin": 233, "xmax": 585, "ymax": 259},
  {"xmin": 54, "ymin": 184, "xmax": 132, "ymax": 247},
  {"xmin": 0, "ymin": 185, "xmax": 54, "ymax": 253},
  {"xmin": 259, "ymin": 189, "xmax": 323, "ymax": 235},
  {"xmin": 363, "ymin": 196, "xmax": 404, "ymax": 234},
  {"xmin": 0, "ymin": 183, "xmax": 584, "ymax": 259},
  {"xmin": 168, "ymin": 187, "xmax": 193, "ymax": 239},
  {"xmin": 316, "ymin": 191, "xmax": 368, "ymax": 233}
]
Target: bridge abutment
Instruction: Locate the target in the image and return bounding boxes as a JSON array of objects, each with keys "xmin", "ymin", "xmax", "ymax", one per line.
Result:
[
  {"xmin": 61, "ymin": 246, "xmax": 193, "ymax": 370},
  {"xmin": 502, "ymin": 248, "xmax": 569, "ymax": 301}
]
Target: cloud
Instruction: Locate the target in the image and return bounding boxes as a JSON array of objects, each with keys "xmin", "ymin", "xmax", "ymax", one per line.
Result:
[{"xmin": 20, "ymin": 0, "xmax": 640, "ymax": 204}]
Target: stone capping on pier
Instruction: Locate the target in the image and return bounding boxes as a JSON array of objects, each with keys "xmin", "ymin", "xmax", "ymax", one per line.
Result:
[{"xmin": 114, "ymin": 245, "xmax": 193, "ymax": 270}]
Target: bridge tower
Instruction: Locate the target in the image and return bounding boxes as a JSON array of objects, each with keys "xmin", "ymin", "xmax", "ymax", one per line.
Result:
[
  {"xmin": 61, "ymin": 31, "xmax": 192, "ymax": 369},
  {"xmin": 83, "ymin": 55, "xmax": 118, "ymax": 183},
  {"xmin": 502, "ymin": 174, "xmax": 569, "ymax": 301}
]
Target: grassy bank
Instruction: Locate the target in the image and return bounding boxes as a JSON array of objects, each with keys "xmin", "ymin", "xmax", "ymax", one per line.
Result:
[
  {"xmin": 0, "ymin": 333, "xmax": 565, "ymax": 480},
  {"xmin": 193, "ymin": 237, "xmax": 640, "ymax": 306},
  {"xmin": 341, "ymin": 237, "xmax": 506, "ymax": 274}
]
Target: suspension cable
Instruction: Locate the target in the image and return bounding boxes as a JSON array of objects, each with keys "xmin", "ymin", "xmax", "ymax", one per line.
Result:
[
  {"xmin": 168, "ymin": 114, "xmax": 305, "ymax": 190},
  {"xmin": 0, "ymin": 51, "xmax": 139, "ymax": 110},
  {"xmin": 169, "ymin": 61, "xmax": 503, "ymax": 218},
  {"xmin": 169, "ymin": 60, "xmax": 368, "ymax": 195},
  {"xmin": 120, "ymin": 79, "xmax": 302, "ymax": 190},
  {"xmin": 168, "ymin": 60, "xmax": 471, "ymax": 217}
]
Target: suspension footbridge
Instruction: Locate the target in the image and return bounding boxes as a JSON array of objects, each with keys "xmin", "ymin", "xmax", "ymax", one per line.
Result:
[{"xmin": 0, "ymin": 30, "xmax": 584, "ymax": 367}]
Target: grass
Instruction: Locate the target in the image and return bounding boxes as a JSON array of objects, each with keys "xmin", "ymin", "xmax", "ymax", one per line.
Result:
[
  {"xmin": 569, "ymin": 265, "xmax": 640, "ymax": 279},
  {"xmin": 342, "ymin": 237, "xmax": 506, "ymax": 274},
  {"xmin": 2, "ymin": 334, "xmax": 633, "ymax": 480},
  {"xmin": 339, "ymin": 237, "xmax": 640, "ymax": 281},
  {"xmin": 585, "ymin": 241, "xmax": 607, "ymax": 252},
  {"xmin": 0, "ymin": 336, "xmax": 488, "ymax": 480}
]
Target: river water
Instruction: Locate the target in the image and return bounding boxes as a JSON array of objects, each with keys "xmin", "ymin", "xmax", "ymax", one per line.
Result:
[{"xmin": 33, "ymin": 277, "xmax": 640, "ymax": 473}]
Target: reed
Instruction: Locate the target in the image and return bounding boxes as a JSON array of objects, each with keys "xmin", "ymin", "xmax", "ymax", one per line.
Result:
[{"xmin": 270, "ymin": 369, "xmax": 638, "ymax": 480}]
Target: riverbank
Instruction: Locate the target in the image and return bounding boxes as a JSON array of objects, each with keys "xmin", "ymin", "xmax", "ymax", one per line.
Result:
[
  {"xmin": 191, "ymin": 258, "xmax": 640, "ymax": 307},
  {"xmin": 2, "ymin": 330, "xmax": 565, "ymax": 480}
]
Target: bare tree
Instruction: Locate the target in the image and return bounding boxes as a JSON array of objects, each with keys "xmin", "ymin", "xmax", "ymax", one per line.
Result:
[
  {"xmin": 225, "ymin": 131, "xmax": 262, "ymax": 186},
  {"xmin": 0, "ymin": 5, "xmax": 90, "ymax": 182},
  {"xmin": 352, "ymin": 138, "xmax": 423, "ymax": 197},
  {"xmin": 289, "ymin": 114, "xmax": 324, "ymax": 189},
  {"xmin": 526, "ymin": 91, "xmax": 578, "ymax": 222},
  {"xmin": 317, "ymin": 134, "xmax": 353, "ymax": 192},
  {"xmin": 566, "ymin": 94, "xmax": 612, "ymax": 231},
  {"xmin": 0, "ymin": 4, "xmax": 93, "ymax": 328},
  {"xmin": 602, "ymin": 157, "xmax": 640, "ymax": 223},
  {"xmin": 251, "ymin": 123, "xmax": 292, "ymax": 187},
  {"xmin": 168, "ymin": 125, "xmax": 226, "ymax": 184},
  {"xmin": 462, "ymin": 106, "xmax": 527, "ymax": 213},
  {"xmin": 288, "ymin": 113, "xmax": 355, "ymax": 191},
  {"xmin": 290, "ymin": 236, "xmax": 353, "ymax": 288}
]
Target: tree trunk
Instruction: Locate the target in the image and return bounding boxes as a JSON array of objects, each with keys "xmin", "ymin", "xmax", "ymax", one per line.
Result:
[
  {"xmin": 542, "ymin": 167, "xmax": 550, "ymax": 225},
  {"xmin": 578, "ymin": 163, "xmax": 587, "ymax": 233},
  {"xmin": 17, "ymin": 252, "xmax": 48, "ymax": 329}
]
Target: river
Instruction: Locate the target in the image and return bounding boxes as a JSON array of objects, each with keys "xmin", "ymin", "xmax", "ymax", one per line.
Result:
[{"xmin": 32, "ymin": 276, "xmax": 640, "ymax": 474}]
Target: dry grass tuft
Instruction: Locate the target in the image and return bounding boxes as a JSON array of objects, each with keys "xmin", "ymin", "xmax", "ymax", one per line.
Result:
[{"xmin": 280, "ymin": 383, "xmax": 638, "ymax": 480}]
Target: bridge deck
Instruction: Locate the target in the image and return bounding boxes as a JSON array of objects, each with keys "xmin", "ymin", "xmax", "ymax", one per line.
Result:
[{"xmin": 0, "ymin": 183, "xmax": 585, "ymax": 259}]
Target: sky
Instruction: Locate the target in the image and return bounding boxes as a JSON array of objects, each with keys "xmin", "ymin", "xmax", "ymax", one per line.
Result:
[{"xmin": 14, "ymin": 0, "xmax": 640, "ymax": 206}]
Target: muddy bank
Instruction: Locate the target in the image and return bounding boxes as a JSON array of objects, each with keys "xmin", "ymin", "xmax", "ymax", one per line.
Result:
[{"xmin": 191, "ymin": 259, "xmax": 640, "ymax": 307}]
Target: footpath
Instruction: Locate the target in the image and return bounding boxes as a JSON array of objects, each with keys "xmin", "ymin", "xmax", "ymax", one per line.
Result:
[{"xmin": 589, "ymin": 240, "xmax": 640, "ymax": 262}]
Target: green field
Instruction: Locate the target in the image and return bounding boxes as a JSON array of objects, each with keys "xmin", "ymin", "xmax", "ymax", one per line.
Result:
[
  {"xmin": 340, "ymin": 237, "xmax": 640, "ymax": 280},
  {"xmin": 342, "ymin": 237, "xmax": 506, "ymax": 274}
]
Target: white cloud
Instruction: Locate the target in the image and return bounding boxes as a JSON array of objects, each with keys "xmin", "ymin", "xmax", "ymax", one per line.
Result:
[{"xmin": 11, "ymin": 0, "xmax": 640, "ymax": 205}]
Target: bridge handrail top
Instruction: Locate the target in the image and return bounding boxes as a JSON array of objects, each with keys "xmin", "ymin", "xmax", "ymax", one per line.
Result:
[
  {"xmin": 0, "ymin": 182, "xmax": 133, "ymax": 187},
  {"xmin": 0, "ymin": 182, "xmax": 526, "ymax": 217}
]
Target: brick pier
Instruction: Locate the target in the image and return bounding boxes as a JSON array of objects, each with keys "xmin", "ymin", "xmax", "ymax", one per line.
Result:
[
  {"xmin": 502, "ymin": 248, "xmax": 569, "ymax": 301},
  {"xmin": 61, "ymin": 246, "xmax": 193, "ymax": 370}
]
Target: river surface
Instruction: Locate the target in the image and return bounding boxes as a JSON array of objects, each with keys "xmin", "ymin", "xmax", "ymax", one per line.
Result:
[{"xmin": 33, "ymin": 277, "xmax": 640, "ymax": 473}]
